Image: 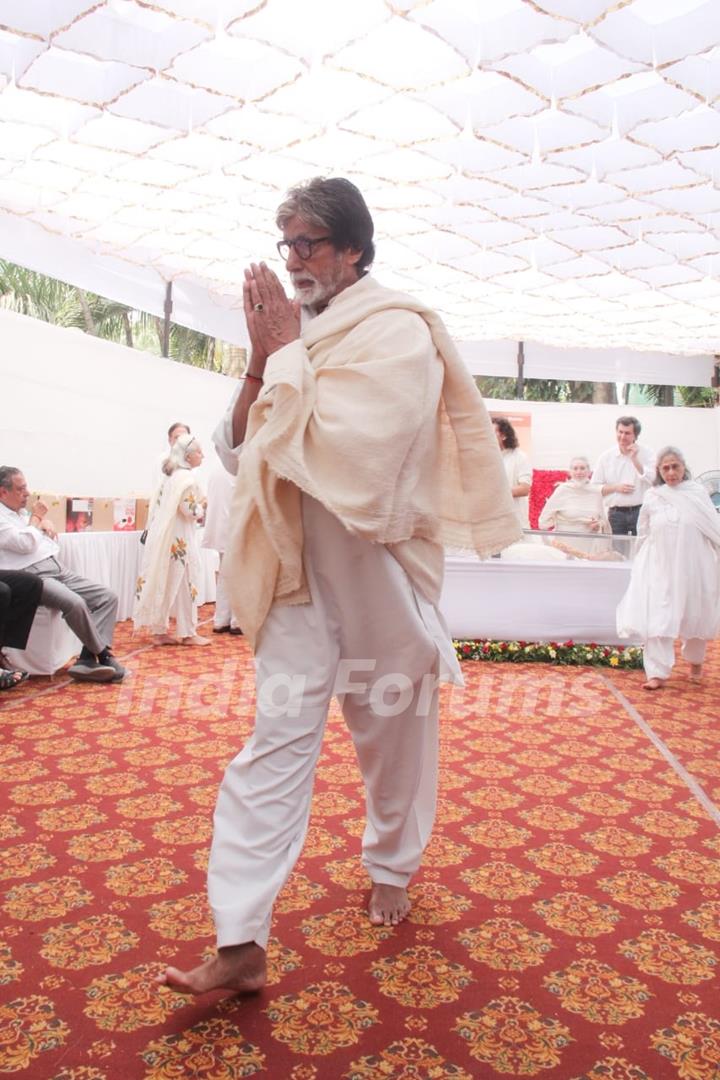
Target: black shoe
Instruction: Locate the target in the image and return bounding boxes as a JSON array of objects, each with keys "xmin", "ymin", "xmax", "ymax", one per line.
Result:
[
  {"xmin": 97, "ymin": 648, "xmax": 126, "ymax": 682},
  {"xmin": 228, "ymin": 627, "xmax": 244, "ymax": 636},
  {"xmin": 68, "ymin": 657, "xmax": 116, "ymax": 683},
  {"xmin": 213, "ymin": 625, "xmax": 231, "ymax": 634}
]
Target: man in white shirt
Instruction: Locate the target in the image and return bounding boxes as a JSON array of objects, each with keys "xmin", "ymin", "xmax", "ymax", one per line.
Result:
[
  {"xmin": 591, "ymin": 416, "xmax": 656, "ymax": 537},
  {"xmin": 0, "ymin": 466, "xmax": 125, "ymax": 682}
]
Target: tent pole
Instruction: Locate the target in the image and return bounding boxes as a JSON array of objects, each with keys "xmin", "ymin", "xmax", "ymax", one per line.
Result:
[
  {"xmin": 516, "ymin": 340, "xmax": 525, "ymax": 399},
  {"xmin": 162, "ymin": 282, "xmax": 173, "ymax": 358}
]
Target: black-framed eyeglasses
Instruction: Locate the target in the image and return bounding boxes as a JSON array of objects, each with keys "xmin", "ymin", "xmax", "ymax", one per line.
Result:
[{"xmin": 276, "ymin": 236, "xmax": 332, "ymax": 261}]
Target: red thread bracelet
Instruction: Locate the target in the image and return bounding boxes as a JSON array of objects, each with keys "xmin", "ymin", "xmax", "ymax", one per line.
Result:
[{"xmin": 244, "ymin": 372, "xmax": 263, "ymax": 383}]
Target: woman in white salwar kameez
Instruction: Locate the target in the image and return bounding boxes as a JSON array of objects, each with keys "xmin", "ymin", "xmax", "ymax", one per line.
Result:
[
  {"xmin": 617, "ymin": 447, "xmax": 720, "ymax": 690},
  {"xmin": 539, "ymin": 456, "xmax": 610, "ymax": 555},
  {"xmin": 134, "ymin": 433, "xmax": 210, "ymax": 647}
]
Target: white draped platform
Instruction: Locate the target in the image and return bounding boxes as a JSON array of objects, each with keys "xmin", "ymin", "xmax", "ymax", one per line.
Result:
[
  {"xmin": 440, "ymin": 555, "xmax": 635, "ymax": 646},
  {"xmin": 5, "ymin": 531, "xmax": 218, "ymax": 676},
  {"xmin": 8, "ymin": 538, "xmax": 637, "ymax": 675}
]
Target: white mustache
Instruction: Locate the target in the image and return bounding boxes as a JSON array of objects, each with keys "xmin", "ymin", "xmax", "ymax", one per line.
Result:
[{"xmin": 290, "ymin": 272, "xmax": 319, "ymax": 288}]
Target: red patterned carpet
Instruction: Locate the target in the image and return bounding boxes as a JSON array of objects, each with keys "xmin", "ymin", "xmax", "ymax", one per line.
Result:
[{"xmin": 1, "ymin": 612, "xmax": 720, "ymax": 1079}]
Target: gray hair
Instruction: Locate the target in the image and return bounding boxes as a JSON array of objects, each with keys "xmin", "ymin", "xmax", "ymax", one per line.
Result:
[
  {"xmin": 569, "ymin": 455, "xmax": 590, "ymax": 470},
  {"xmin": 654, "ymin": 445, "xmax": 691, "ymax": 484},
  {"xmin": 0, "ymin": 466, "xmax": 21, "ymax": 490},
  {"xmin": 162, "ymin": 433, "xmax": 198, "ymax": 476},
  {"xmin": 276, "ymin": 177, "xmax": 375, "ymax": 274}
]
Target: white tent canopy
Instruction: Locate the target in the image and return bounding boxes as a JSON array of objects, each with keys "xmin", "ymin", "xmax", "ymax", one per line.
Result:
[{"xmin": 1, "ymin": 0, "xmax": 720, "ymax": 365}]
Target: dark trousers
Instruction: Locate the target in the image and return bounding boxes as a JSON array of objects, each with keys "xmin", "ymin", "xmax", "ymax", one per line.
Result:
[
  {"xmin": 0, "ymin": 570, "xmax": 43, "ymax": 650},
  {"xmin": 608, "ymin": 505, "xmax": 641, "ymax": 536}
]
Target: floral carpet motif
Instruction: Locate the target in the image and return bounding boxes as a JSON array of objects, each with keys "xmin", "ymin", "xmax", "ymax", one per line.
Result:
[{"xmin": 0, "ymin": 614, "xmax": 719, "ymax": 1078}]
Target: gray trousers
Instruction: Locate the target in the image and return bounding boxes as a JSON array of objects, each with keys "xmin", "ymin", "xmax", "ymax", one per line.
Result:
[{"xmin": 26, "ymin": 557, "xmax": 118, "ymax": 655}]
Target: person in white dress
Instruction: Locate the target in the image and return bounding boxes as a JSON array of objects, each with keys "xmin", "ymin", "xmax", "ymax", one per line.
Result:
[
  {"xmin": 538, "ymin": 456, "xmax": 610, "ymax": 555},
  {"xmin": 617, "ymin": 446, "xmax": 720, "ymax": 690},
  {"xmin": 202, "ymin": 468, "xmax": 242, "ymax": 634},
  {"xmin": 492, "ymin": 417, "xmax": 532, "ymax": 528},
  {"xmin": 134, "ymin": 433, "xmax": 210, "ymax": 647}
]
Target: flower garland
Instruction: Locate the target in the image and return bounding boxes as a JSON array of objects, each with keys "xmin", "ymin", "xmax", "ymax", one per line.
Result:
[
  {"xmin": 529, "ymin": 468, "xmax": 568, "ymax": 529},
  {"xmin": 454, "ymin": 638, "xmax": 643, "ymax": 669}
]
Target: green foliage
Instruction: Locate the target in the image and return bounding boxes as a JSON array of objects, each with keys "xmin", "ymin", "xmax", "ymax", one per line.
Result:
[
  {"xmin": 639, "ymin": 383, "xmax": 675, "ymax": 407},
  {"xmin": 677, "ymin": 386, "xmax": 715, "ymax": 408},
  {"xmin": 475, "ymin": 376, "xmax": 597, "ymax": 403},
  {"xmin": 0, "ymin": 259, "xmax": 222, "ymax": 370}
]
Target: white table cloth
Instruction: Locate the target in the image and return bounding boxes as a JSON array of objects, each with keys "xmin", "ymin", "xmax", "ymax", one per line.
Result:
[
  {"xmin": 440, "ymin": 556, "xmax": 636, "ymax": 645},
  {"xmin": 5, "ymin": 531, "xmax": 218, "ymax": 675}
]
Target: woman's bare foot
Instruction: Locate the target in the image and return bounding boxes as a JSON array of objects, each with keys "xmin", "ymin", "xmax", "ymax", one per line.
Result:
[
  {"xmin": 180, "ymin": 635, "xmax": 211, "ymax": 647},
  {"xmin": 368, "ymin": 883, "xmax": 411, "ymax": 926},
  {"xmin": 153, "ymin": 634, "xmax": 179, "ymax": 646},
  {"xmin": 642, "ymin": 677, "xmax": 664, "ymax": 691},
  {"xmin": 690, "ymin": 663, "xmax": 703, "ymax": 683},
  {"xmin": 157, "ymin": 943, "xmax": 266, "ymax": 996}
]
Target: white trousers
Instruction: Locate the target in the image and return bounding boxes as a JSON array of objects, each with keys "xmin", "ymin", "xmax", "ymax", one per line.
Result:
[
  {"xmin": 208, "ymin": 496, "xmax": 440, "ymax": 950},
  {"xmin": 643, "ymin": 636, "xmax": 706, "ymax": 680},
  {"xmin": 213, "ymin": 555, "xmax": 240, "ymax": 630},
  {"xmin": 151, "ymin": 575, "xmax": 196, "ymax": 639}
]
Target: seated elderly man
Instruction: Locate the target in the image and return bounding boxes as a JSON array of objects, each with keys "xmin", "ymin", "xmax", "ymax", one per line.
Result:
[{"xmin": 0, "ymin": 466, "xmax": 125, "ymax": 682}]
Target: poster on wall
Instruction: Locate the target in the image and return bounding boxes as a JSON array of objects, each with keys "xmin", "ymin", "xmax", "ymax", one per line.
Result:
[
  {"xmin": 66, "ymin": 498, "xmax": 93, "ymax": 532},
  {"xmin": 112, "ymin": 498, "xmax": 137, "ymax": 531}
]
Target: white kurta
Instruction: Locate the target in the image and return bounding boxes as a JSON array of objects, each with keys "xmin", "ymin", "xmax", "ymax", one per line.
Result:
[
  {"xmin": 201, "ymin": 468, "xmax": 238, "ymax": 631},
  {"xmin": 202, "ymin": 469, "xmax": 234, "ymax": 554},
  {"xmin": 617, "ymin": 482, "xmax": 720, "ymax": 652},
  {"xmin": 501, "ymin": 448, "xmax": 532, "ymax": 528},
  {"xmin": 538, "ymin": 480, "xmax": 609, "ymax": 554}
]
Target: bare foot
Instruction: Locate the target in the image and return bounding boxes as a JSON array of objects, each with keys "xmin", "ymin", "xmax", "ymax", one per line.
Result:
[
  {"xmin": 153, "ymin": 634, "xmax": 179, "ymax": 646},
  {"xmin": 690, "ymin": 664, "xmax": 703, "ymax": 683},
  {"xmin": 368, "ymin": 883, "xmax": 411, "ymax": 926},
  {"xmin": 643, "ymin": 678, "xmax": 664, "ymax": 691},
  {"xmin": 157, "ymin": 943, "xmax": 266, "ymax": 996},
  {"xmin": 181, "ymin": 635, "xmax": 211, "ymax": 647}
]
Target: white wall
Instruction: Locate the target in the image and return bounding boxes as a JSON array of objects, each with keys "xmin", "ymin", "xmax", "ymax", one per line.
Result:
[
  {"xmin": 486, "ymin": 398, "xmax": 720, "ymax": 479},
  {"xmin": 2, "ymin": 308, "xmax": 719, "ymax": 496},
  {"xmin": 1, "ymin": 309, "xmax": 236, "ymax": 496}
]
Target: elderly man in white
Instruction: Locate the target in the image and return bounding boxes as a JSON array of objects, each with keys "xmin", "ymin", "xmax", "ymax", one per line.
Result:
[
  {"xmin": 159, "ymin": 176, "xmax": 519, "ymax": 998},
  {"xmin": 591, "ymin": 416, "xmax": 656, "ymax": 538},
  {"xmin": 0, "ymin": 466, "xmax": 125, "ymax": 682}
]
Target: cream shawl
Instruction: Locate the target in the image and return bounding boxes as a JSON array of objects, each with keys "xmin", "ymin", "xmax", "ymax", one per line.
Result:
[
  {"xmin": 224, "ymin": 274, "xmax": 521, "ymax": 646},
  {"xmin": 538, "ymin": 480, "xmax": 609, "ymax": 533}
]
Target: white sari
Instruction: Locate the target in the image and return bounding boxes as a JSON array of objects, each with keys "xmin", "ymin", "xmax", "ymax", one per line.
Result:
[
  {"xmin": 617, "ymin": 481, "xmax": 720, "ymax": 643},
  {"xmin": 134, "ymin": 466, "xmax": 204, "ymax": 632}
]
